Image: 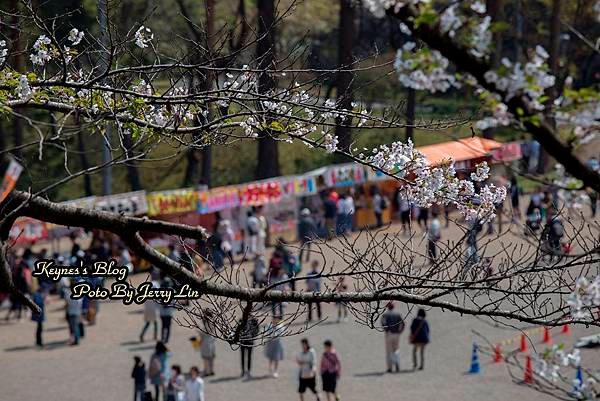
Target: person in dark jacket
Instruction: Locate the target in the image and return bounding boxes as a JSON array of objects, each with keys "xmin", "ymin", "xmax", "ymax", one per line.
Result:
[
  {"xmin": 131, "ymin": 355, "xmax": 146, "ymax": 401},
  {"xmin": 323, "ymin": 192, "xmax": 338, "ymax": 240},
  {"xmin": 239, "ymin": 316, "xmax": 260, "ymax": 378},
  {"xmin": 410, "ymin": 309, "xmax": 430, "ymax": 371},
  {"xmin": 298, "ymin": 208, "xmax": 318, "ymax": 263},
  {"xmin": 381, "ymin": 302, "xmax": 405, "ymax": 372},
  {"xmin": 31, "ymin": 286, "xmax": 45, "ymax": 347}
]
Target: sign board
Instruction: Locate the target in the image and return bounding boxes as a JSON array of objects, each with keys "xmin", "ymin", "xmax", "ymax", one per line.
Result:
[
  {"xmin": 240, "ymin": 181, "xmax": 282, "ymax": 206},
  {"xmin": 198, "ymin": 187, "xmax": 240, "ymax": 214},
  {"xmin": 94, "ymin": 190, "xmax": 148, "ymax": 215},
  {"xmin": 146, "ymin": 189, "xmax": 198, "ymax": 216},
  {"xmin": 324, "ymin": 164, "xmax": 366, "ymax": 188}
]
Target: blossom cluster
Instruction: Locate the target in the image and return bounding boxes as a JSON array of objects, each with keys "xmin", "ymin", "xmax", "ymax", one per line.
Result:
[
  {"xmin": 394, "ymin": 42, "xmax": 460, "ymax": 93},
  {"xmin": 0, "ymin": 40, "xmax": 7, "ymax": 65},
  {"xmin": 366, "ymin": 140, "xmax": 505, "ymax": 222},
  {"xmin": 363, "ymin": 0, "xmax": 430, "ymax": 18},
  {"xmin": 533, "ymin": 346, "xmax": 597, "ymax": 399},
  {"xmin": 483, "ymin": 46, "xmax": 556, "ymax": 110},
  {"xmin": 567, "ymin": 276, "xmax": 600, "ymax": 320},
  {"xmin": 134, "ymin": 26, "xmax": 153, "ymax": 49}
]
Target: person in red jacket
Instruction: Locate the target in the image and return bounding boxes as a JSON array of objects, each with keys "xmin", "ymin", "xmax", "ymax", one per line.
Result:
[{"xmin": 320, "ymin": 340, "xmax": 341, "ymax": 401}]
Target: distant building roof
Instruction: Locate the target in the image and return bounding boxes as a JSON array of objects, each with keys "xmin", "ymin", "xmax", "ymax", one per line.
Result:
[{"xmin": 417, "ymin": 137, "xmax": 503, "ymax": 166}]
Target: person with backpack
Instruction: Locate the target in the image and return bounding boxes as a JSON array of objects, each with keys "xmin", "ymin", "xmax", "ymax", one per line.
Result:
[
  {"xmin": 543, "ymin": 208, "xmax": 565, "ymax": 259},
  {"xmin": 427, "ymin": 210, "xmax": 441, "ymax": 264},
  {"xmin": 320, "ymin": 340, "xmax": 341, "ymax": 401},
  {"xmin": 149, "ymin": 341, "xmax": 171, "ymax": 401},
  {"xmin": 410, "ymin": 309, "xmax": 430, "ymax": 371},
  {"xmin": 297, "ymin": 338, "xmax": 320, "ymax": 401},
  {"xmin": 131, "ymin": 356, "xmax": 146, "ymax": 401},
  {"xmin": 298, "ymin": 208, "xmax": 318, "ymax": 262},
  {"xmin": 381, "ymin": 302, "xmax": 405, "ymax": 373}
]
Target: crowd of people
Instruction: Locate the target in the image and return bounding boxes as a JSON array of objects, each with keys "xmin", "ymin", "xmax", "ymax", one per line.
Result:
[
  {"xmin": 1, "ymin": 174, "xmax": 590, "ymax": 401},
  {"xmin": 3, "ymin": 235, "xmax": 135, "ymax": 347}
]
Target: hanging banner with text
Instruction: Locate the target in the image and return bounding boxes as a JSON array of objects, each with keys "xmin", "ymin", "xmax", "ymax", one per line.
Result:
[
  {"xmin": 146, "ymin": 189, "xmax": 198, "ymax": 216},
  {"xmin": 197, "ymin": 187, "xmax": 240, "ymax": 214},
  {"xmin": 0, "ymin": 159, "xmax": 24, "ymax": 204},
  {"xmin": 239, "ymin": 181, "xmax": 282, "ymax": 206}
]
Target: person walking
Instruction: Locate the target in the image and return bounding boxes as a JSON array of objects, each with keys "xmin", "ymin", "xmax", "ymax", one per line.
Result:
[
  {"xmin": 252, "ymin": 253, "xmax": 267, "ymax": 288},
  {"xmin": 298, "ymin": 208, "xmax": 318, "ymax": 263},
  {"xmin": 217, "ymin": 219, "xmax": 235, "ymax": 265},
  {"xmin": 323, "ymin": 192, "xmax": 338, "ymax": 240},
  {"xmin": 297, "ymin": 338, "xmax": 320, "ymax": 401},
  {"xmin": 240, "ymin": 316, "xmax": 260, "ymax": 378},
  {"xmin": 510, "ymin": 176, "xmax": 521, "ymax": 222},
  {"xmin": 372, "ymin": 189, "xmax": 384, "ymax": 228},
  {"xmin": 427, "ymin": 211, "xmax": 441, "ymax": 264},
  {"xmin": 381, "ymin": 302, "xmax": 405, "ymax": 372},
  {"xmin": 264, "ymin": 316, "xmax": 285, "ymax": 377},
  {"xmin": 335, "ymin": 277, "xmax": 348, "ymax": 323},
  {"xmin": 198, "ymin": 311, "xmax": 216, "ymax": 376},
  {"xmin": 410, "ymin": 309, "xmax": 430, "ymax": 371},
  {"xmin": 306, "ymin": 261, "xmax": 322, "ymax": 322},
  {"xmin": 65, "ymin": 281, "xmax": 83, "ymax": 346},
  {"xmin": 184, "ymin": 366, "xmax": 204, "ymax": 401},
  {"xmin": 160, "ymin": 300, "xmax": 175, "ymax": 344},
  {"xmin": 31, "ymin": 285, "xmax": 45, "ymax": 348},
  {"xmin": 397, "ymin": 192, "xmax": 411, "ymax": 235},
  {"xmin": 149, "ymin": 341, "xmax": 171, "ymax": 401},
  {"xmin": 140, "ymin": 280, "xmax": 160, "ymax": 342},
  {"xmin": 417, "ymin": 207, "xmax": 429, "ymax": 231},
  {"xmin": 246, "ymin": 210, "xmax": 260, "ymax": 257},
  {"xmin": 256, "ymin": 207, "xmax": 268, "ymax": 255},
  {"xmin": 131, "ymin": 356, "xmax": 146, "ymax": 401},
  {"xmin": 320, "ymin": 340, "xmax": 341, "ymax": 401},
  {"xmin": 166, "ymin": 365, "xmax": 185, "ymax": 401}
]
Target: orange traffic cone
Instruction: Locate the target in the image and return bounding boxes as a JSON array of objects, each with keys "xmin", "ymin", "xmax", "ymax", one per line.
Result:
[
  {"xmin": 523, "ymin": 355, "xmax": 534, "ymax": 384},
  {"xmin": 543, "ymin": 327, "xmax": 552, "ymax": 344},
  {"xmin": 520, "ymin": 334, "xmax": 528, "ymax": 352},
  {"xmin": 493, "ymin": 344, "xmax": 503, "ymax": 363},
  {"xmin": 561, "ymin": 324, "xmax": 571, "ymax": 335}
]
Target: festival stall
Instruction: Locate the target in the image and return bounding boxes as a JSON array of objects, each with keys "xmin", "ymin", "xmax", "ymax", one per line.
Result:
[
  {"xmin": 197, "ymin": 185, "xmax": 242, "ymax": 252},
  {"xmin": 417, "ymin": 137, "xmax": 503, "ymax": 173}
]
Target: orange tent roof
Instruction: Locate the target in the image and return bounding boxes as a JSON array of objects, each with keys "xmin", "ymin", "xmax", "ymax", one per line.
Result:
[{"xmin": 417, "ymin": 137, "xmax": 502, "ymax": 166}]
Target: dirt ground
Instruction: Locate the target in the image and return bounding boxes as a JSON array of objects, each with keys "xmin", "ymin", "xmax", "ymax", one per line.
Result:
[{"xmin": 1, "ymin": 215, "xmax": 599, "ymax": 401}]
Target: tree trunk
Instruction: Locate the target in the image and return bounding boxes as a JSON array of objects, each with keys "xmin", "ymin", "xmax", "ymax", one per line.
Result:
[
  {"xmin": 200, "ymin": 0, "xmax": 215, "ymax": 188},
  {"xmin": 255, "ymin": 0, "xmax": 280, "ymax": 180},
  {"xmin": 75, "ymin": 117, "xmax": 93, "ymax": 197},
  {"xmin": 98, "ymin": 0, "xmax": 112, "ymax": 195},
  {"xmin": 483, "ymin": 0, "xmax": 503, "ymax": 139},
  {"xmin": 405, "ymin": 88, "xmax": 416, "ymax": 142},
  {"xmin": 538, "ymin": 0, "xmax": 561, "ymax": 174},
  {"xmin": 122, "ymin": 133, "xmax": 143, "ymax": 191},
  {"xmin": 9, "ymin": 0, "xmax": 24, "ymax": 160},
  {"xmin": 513, "ymin": 0, "xmax": 524, "ymax": 63},
  {"xmin": 334, "ymin": 0, "xmax": 355, "ymax": 158}
]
